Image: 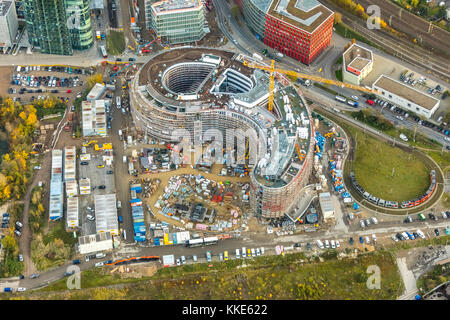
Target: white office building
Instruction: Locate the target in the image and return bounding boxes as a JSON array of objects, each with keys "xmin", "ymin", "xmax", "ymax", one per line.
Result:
[
  {"xmin": 373, "ymin": 75, "xmax": 440, "ymax": 119},
  {"xmin": 0, "ymin": 1, "xmax": 18, "ymax": 49},
  {"xmin": 342, "ymin": 43, "xmax": 373, "ymax": 86}
]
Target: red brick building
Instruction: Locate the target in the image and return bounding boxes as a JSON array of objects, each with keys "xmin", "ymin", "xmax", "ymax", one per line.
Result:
[{"xmin": 240, "ymin": 0, "xmax": 334, "ymax": 65}]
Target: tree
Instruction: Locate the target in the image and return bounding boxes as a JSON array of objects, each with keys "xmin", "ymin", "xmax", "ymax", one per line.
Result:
[
  {"xmin": 87, "ymin": 73, "xmax": 103, "ymax": 89},
  {"xmin": 334, "ymin": 12, "xmax": 342, "ymax": 25}
]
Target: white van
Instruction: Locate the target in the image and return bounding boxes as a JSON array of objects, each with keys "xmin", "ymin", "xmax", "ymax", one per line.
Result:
[
  {"xmin": 16, "ymin": 66, "xmax": 21, "ymax": 72},
  {"xmin": 316, "ymin": 240, "xmax": 324, "ymax": 249},
  {"xmin": 235, "ymin": 248, "xmax": 240, "ymax": 259},
  {"xmin": 123, "ymin": 155, "xmax": 127, "ymax": 163},
  {"xmin": 371, "ymin": 217, "xmax": 378, "ymax": 225},
  {"xmin": 95, "ymin": 253, "xmax": 106, "ymax": 259},
  {"xmin": 241, "ymin": 247, "xmax": 246, "ymax": 258},
  {"xmin": 324, "ymin": 240, "xmax": 330, "ymax": 248}
]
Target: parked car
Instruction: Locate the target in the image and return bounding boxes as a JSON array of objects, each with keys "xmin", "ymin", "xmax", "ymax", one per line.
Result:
[
  {"xmin": 365, "ymin": 236, "xmax": 371, "ymax": 244},
  {"xmin": 192, "ymin": 255, "xmax": 198, "ymax": 262},
  {"xmin": 98, "ymin": 185, "xmax": 106, "ymax": 189},
  {"xmin": 106, "ymin": 170, "xmax": 113, "ymax": 174},
  {"xmin": 434, "ymin": 228, "xmax": 440, "ymax": 236},
  {"xmin": 73, "ymin": 259, "xmax": 81, "ymax": 265},
  {"xmin": 18, "ymin": 254, "xmax": 23, "ymax": 262},
  {"xmin": 349, "ymin": 237, "xmax": 354, "ymax": 245},
  {"xmin": 359, "ymin": 236, "xmax": 363, "ymax": 244},
  {"xmin": 86, "ymin": 214, "xmax": 95, "ymax": 221},
  {"xmin": 429, "ymin": 213, "xmax": 437, "ymax": 221},
  {"xmin": 30, "ymin": 273, "xmax": 39, "ymax": 279},
  {"xmin": 95, "ymin": 262, "xmax": 104, "ymax": 267},
  {"xmin": 391, "ymin": 235, "xmax": 399, "ymax": 242},
  {"xmin": 181, "ymin": 256, "xmax": 186, "ymax": 264},
  {"xmin": 324, "ymin": 240, "xmax": 330, "ymax": 248},
  {"xmin": 330, "ymin": 240, "xmax": 336, "ymax": 249},
  {"xmin": 335, "ymin": 240, "xmax": 340, "ymax": 248},
  {"xmin": 306, "ymin": 242, "xmax": 311, "ymax": 250},
  {"xmin": 97, "ymin": 164, "xmax": 105, "ymax": 168},
  {"xmin": 80, "ymin": 161, "xmax": 88, "ymax": 165}
]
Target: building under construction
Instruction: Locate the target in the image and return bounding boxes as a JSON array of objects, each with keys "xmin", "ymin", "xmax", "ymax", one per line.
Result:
[{"xmin": 130, "ymin": 48, "xmax": 314, "ymax": 219}]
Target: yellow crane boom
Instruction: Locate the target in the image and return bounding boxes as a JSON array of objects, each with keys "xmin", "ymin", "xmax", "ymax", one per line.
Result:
[{"xmin": 243, "ymin": 59, "xmax": 376, "ymax": 112}]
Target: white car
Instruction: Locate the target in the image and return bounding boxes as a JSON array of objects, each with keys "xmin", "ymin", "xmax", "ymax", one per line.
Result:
[
  {"xmin": 416, "ymin": 229, "xmax": 425, "ymax": 239},
  {"xmin": 330, "ymin": 240, "xmax": 336, "ymax": 248},
  {"xmin": 396, "ymin": 115, "xmax": 404, "ymax": 121},
  {"xmin": 95, "ymin": 262, "xmax": 104, "ymax": 267},
  {"xmin": 441, "ymin": 211, "xmax": 448, "ymax": 219},
  {"xmin": 176, "ymin": 259, "xmax": 181, "ymax": 266},
  {"xmin": 256, "ymin": 248, "xmax": 261, "ymax": 256},
  {"xmin": 351, "ymin": 95, "xmax": 359, "ymax": 100},
  {"xmin": 399, "ymin": 133, "xmax": 408, "ymax": 142},
  {"xmin": 360, "ymin": 220, "xmax": 365, "ymax": 228},
  {"xmin": 324, "ymin": 240, "xmax": 330, "ymax": 248},
  {"xmin": 391, "ymin": 235, "xmax": 399, "ymax": 242},
  {"xmin": 260, "ymin": 247, "xmax": 265, "ymax": 255},
  {"xmin": 444, "ymin": 137, "xmax": 450, "ymax": 142},
  {"xmin": 365, "ymin": 236, "xmax": 371, "ymax": 244},
  {"xmin": 86, "ymin": 214, "xmax": 95, "ymax": 221},
  {"xmin": 372, "ymin": 234, "xmax": 377, "ymax": 242},
  {"xmin": 17, "ymin": 287, "xmax": 27, "ymax": 292},
  {"xmin": 335, "ymin": 240, "xmax": 340, "ymax": 248}
]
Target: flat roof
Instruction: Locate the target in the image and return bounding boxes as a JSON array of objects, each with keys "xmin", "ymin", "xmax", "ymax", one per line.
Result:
[
  {"xmin": 373, "ymin": 75, "xmax": 439, "ymax": 111},
  {"xmin": 343, "ymin": 43, "xmax": 373, "ymax": 72},
  {"xmin": 267, "ymin": 0, "xmax": 333, "ymax": 33},
  {"xmin": 0, "ymin": 1, "xmax": 12, "ymax": 16},
  {"xmin": 319, "ymin": 192, "xmax": 334, "ymax": 213},
  {"xmin": 152, "ymin": 0, "xmax": 202, "ymax": 15}
]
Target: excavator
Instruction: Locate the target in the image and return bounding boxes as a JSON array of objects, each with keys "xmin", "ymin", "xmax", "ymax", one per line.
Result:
[
  {"xmin": 243, "ymin": 59, "xmax": 376, "ymax": 112},
  {"xmin": 82, "ymin": 140, "xmax": 97, "ymax": 147}
]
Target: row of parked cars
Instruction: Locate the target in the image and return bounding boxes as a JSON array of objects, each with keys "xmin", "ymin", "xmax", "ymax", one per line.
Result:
[
  {"xmin": 16, "ymin": 65, "xmax": 87, "ymax": 75},
  {"xmin": 372, "ymin": 97, "xmax": 449, "ymax": 137},
  {"xmin": 175, "ymin": 247, "xmax": 266, "ymax": 265},
  {"xmin": 316, "ymin": 239, "xmax": 341, "ymax": 249},
  {"xmin": 359, "ymin": 216, "xmax": 378, "ymax": 229}
]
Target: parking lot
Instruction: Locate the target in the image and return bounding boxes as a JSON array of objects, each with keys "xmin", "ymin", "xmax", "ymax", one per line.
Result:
[
  {"xmin": 78, "ymin": 154, "xmax": 116, "ymax": 236},
  {"xmin": 362, "ymin": 53, "xmax": 449, "ymax": 122},
  {"xmin": 5, "ymin": 65, "xmax": 92, "ymax": 105}
]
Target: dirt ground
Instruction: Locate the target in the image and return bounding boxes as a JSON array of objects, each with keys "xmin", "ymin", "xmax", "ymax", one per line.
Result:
[{"xmin": 0, "ymin": 66, "xmax": 12, "ymax": 96}]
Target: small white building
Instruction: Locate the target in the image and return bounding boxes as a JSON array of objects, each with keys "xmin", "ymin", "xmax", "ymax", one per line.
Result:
[
  {"xmin": 372, "ymin": 75, "xmax": 440, "ymax": 119},
  {"xmin": 86, "ymin": 83, "xmax": 106, "ymax": 101},
  {"xmin": 342, "ymin": 43, "xmax": 373, "ymax": 85},
  {"xmin": 79, "ymin": 178, "xmax": 91, "ymax": 195},
  {"xmin": 82, "ymin": 100, "xmax": 107, "ymax": 137},
  {"xmin": 77, "ymin": 232, "xmax": 113, "ymax": 255},
  {"xmin": 319, "ymin": 192, "xmax": 335, "ymax": 220},
  {"xmin": 0, "ymin": 1, "xmax": 18, "ymax": 49}
]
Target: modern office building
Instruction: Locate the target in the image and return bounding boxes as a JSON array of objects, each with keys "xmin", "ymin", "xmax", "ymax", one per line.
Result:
[
  {"xmin": 130, "ymin": 48, "xmax": 314, "ymax": 219},
  {"xmin": 342, "ymin": 43, "xmax": 373, "ymax": 85},
  {"xmin": 23, "ymin": 0, "xmax": 93, "ymax": 55},
  {"xmin": 240, "ymin": 0, "xmax": 334, "ymax": 64},
  {"xmin": 145, "ymin": 0, "xmax": 206, "ymax": 44},
  {"xmin": 372, "ymin": 75, "xmax": 440, "ymax": 119},
  {"xmin": 0, "ymin": 0, "xmax": 19, "ymax": 48},
  {"xmin": 65, "ymin": 0, "xmax": 93, "ymax": 49}
]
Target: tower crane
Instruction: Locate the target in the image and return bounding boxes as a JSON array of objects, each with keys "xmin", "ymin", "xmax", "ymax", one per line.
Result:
[{"xmin": 243, "ymin": 59, "xmax": 377, "ymax": 112}]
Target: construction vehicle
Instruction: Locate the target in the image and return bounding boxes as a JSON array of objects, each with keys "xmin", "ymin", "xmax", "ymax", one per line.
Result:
[
  {"xmin": 128, "ymin": 45, "xmax": 135, "ymax": 51},
  {"xmin": 95, "ymin": 143, "xmax": 112, "ymax": 151},
  {"xmin": 82, "ymin": 140, "xmax": 97, "ymax": 147},
  {"xmin": 295, "ymin": 143, "xmax": 306, "ymax": 161},
  {"xmin": 243, "ymin": 59, "xmax": 376, "ymax": 112},
  {"xmin": 324, "ymin": 132, "xmax": 336, "ymax": 138}
]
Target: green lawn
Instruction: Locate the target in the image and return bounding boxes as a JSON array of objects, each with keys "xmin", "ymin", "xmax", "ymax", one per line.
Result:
[
  {"xmin": 16, "ymin": 251, "xmax": 403, "ymax": 300},
  {"xmin": 335, "ymin": 69, "xmax": 343, "ymax": 81},
  {"xmin": 346, "ymin": 125, "xmax": 430, "ymax": 202},
  {"xmin": 106, "ymin": 31, "xmax": 125, "ymax": 56}
]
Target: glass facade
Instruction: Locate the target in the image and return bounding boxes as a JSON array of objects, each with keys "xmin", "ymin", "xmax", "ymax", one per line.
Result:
[
  {"xmin": 24, "ymin": 0, "xmax": 73, "ymax": 55},
  {"xmin": 147, "ymin": 2, "xmax": 205, "ymax": 45},
  {"xmin": 242, "ymin": 0, "xmax": 269, "ymax": 40},
  {"xmin": 23, "ymin": 0, "xmax": 93, "ymax": 55},
  {"xmin": 66, "ymin": 0, "xmax": 93, "ymax": 50}
]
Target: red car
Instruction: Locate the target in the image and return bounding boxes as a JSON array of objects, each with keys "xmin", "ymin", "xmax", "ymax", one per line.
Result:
[
  {"xmin": 142, "ymin": 49, "xmax": 150, "ymax": 53},
  {"xmin": 365, "ymin": 99, "xmax": 374, "ymax": 105},
  {"xmin": 67, "ymin": 89, "xmax": 71, "ymax": 93}
]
